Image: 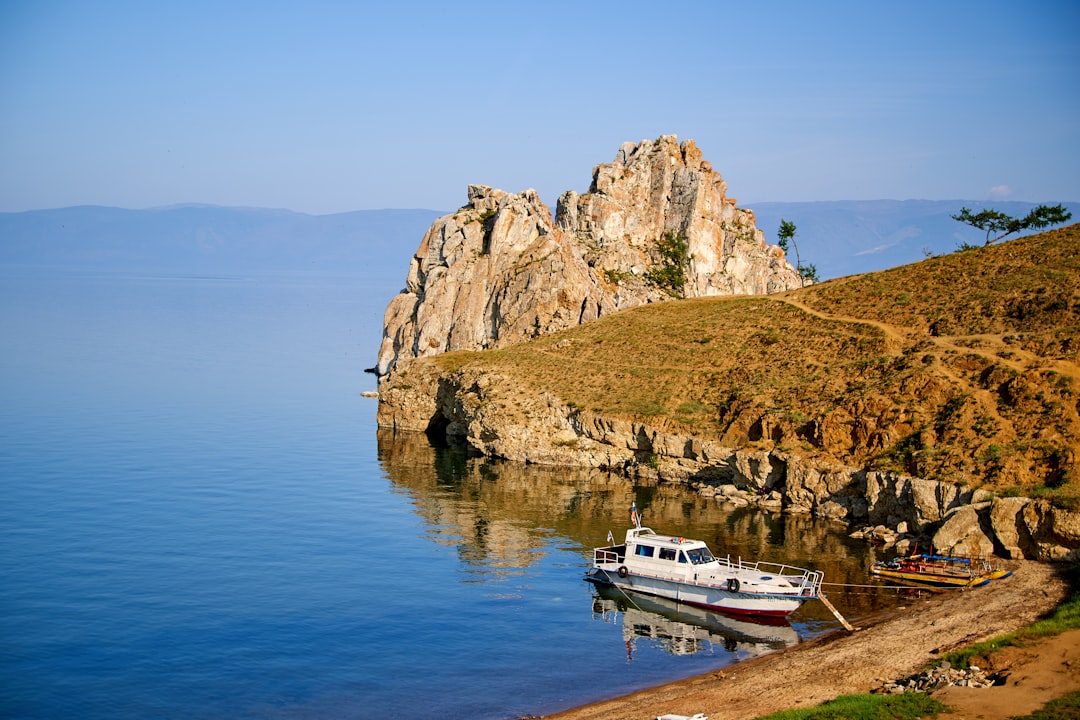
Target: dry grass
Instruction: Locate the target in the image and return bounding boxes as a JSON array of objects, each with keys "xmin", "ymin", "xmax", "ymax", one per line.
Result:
[{"xmin": 433, "ymin": 225, "xmax": 1080, "ymax": 507}]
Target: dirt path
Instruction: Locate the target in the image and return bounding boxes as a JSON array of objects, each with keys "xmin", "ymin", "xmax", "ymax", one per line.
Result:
[
  {"xmin": 771, "ymin": 293, "xmax": 1080, "ymax": 383},
  {"xmin": 770, "ymin": 292, "xmax": 1080, "ymax": 449},
  {"xmin": 543, "ymin": 562, "xmax": 1074, "ymax": 720},
  {"xmin": 770, "ymin": 295, "xmax": 908, "ymax": 355}
]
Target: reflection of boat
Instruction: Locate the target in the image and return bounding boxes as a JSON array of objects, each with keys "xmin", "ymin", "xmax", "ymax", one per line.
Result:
[
  {"xmin": 592, "ymin": 584, "xmax": 800, "ymax": 657},
  {"xmin": 585, "ymin": 504, "xmax": 823, "ymax": 619},
  {"xmin": 871, "ymin": 553, "xmax": 1013, "ymax": 588}
]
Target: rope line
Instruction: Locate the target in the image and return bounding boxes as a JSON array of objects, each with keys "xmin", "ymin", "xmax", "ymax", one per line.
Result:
[{"xmin": 823, "ymin": 580, "xmax": 947, "ymax": 592}]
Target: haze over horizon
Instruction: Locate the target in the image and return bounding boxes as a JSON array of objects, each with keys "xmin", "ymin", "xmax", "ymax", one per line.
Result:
[{"xmin": 2, "ymin": 1, "xmax": 1078, "ymax": 215}]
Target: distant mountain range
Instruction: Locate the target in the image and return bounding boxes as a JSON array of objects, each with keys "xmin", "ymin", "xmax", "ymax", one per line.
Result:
[
  {"xmin": 1, "ymin": 200, "xmax": 1076, "ymax": 281},
  {"xmin": 0, "ymin": 205, "xmax": 444, "ymax": 278}
]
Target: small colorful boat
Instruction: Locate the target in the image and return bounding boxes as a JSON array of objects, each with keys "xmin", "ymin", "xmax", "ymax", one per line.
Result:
[{"xmin": 871, "ymin": 553, "xmax": 1012, "ymax": 588}]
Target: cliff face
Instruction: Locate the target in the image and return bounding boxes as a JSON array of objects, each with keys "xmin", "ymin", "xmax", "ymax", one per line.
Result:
[
  {"xmin": 376, "ymin": 360, "xmax": 1080, "ymax": 562},
  {"xmin": 556, "ymin": 135, "xmax": 796, "ymax": 299},
  {"xmin": 375, "ymin": 135, "xmax": 800, "ymax": 377}
]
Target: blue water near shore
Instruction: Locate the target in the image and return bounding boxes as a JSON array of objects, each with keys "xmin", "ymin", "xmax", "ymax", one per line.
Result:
[{"xmin": 0, "ymin": 270, "xmax": 900, "ymax": 719}]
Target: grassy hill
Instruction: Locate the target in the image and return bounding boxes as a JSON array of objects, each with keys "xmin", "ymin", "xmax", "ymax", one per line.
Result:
[{"xmin": 432, "ymin": 225, "xmax": 1080, "ymax": 509}]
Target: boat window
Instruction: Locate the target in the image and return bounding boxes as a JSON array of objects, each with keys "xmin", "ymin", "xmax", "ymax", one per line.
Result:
[
  {"xmin": 658, "ymin": 548, "xmax": 676, "ymax": 561},
  {"xmin": 685, "ymin": 547, "xmax": 715, "ymax": 565},
  {"xmin": 678, "ymin": 551, "xmax": 688, "ymax": 563},
  {"xmin": 635, "ymin": 545, "xmax": 655, "ymax": 557}
]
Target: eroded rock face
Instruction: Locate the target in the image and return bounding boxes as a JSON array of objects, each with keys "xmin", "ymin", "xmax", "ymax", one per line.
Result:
[
  {"xmin": 376, "ymin": 360, "xmax": 1080, "ymax": 561},
  {"xmin": 375, "ymin": 135, "xmax": 801, "ymax": 377},
  {"xmin": 556, "ymin": 135, "xmax": 796, "ymax": 299},
  {"xmin": 375, "ymin": 186, "xmax": 608, "ymax": 376}
]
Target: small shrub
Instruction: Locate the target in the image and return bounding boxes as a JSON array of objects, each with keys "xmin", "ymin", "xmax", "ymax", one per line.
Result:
[
  {"xmin": 980, "ymin": 443, "xmax": 1003, "ymax": 462},
  {"xmin": 631, "ymin": 399, "xmax": 665, "ymax": 416},
  {"xmin": 676, "ymin": 400, "xmax": 707, "ymax": 415},
  {"xmin": 603, "ymin": 268, "xmax": 630, "ymax": 284},
  {"xmin": 645, "ymin": 230, "xmax": 690, "ymax": 297}
]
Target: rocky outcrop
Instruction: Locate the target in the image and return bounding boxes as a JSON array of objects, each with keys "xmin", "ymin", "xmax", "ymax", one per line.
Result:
[
  {"xmin": 555, "ymin": 136, "xmax": 797, "ymax": 299},
  {"xmin": 376, "ymin": 360, "xmax": 1080, "ymax": 562},
  {"xmin": 375, "ymin": 135, "xmax": 801, "ymax": 377},
  {"xmin": 372, "ymin": 141, "xmax": 1080, "ymax": 562}
]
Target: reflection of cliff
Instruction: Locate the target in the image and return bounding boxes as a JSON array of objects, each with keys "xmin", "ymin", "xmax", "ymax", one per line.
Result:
[
  {"xmin": 377, "ymin": 428, "xmax": 631, "ymax": 578},
  {"xmin": 376, "ymin": 429, "xmax": 903, "ymax": 618},
  {"xmin": 591, "ymin": 585, "xmax": 799, "ymax": 659}
]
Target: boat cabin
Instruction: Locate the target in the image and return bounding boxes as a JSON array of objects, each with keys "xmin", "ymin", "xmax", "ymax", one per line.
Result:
[{"xmin": 620, "ymin": 527, "xmax": 718, "ymax": 579}]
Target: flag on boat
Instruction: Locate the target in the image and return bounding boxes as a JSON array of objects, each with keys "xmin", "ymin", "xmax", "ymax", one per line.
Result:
[{"xmin": 630, "ymin": 502, "xmax": 640, "ymax": 527}]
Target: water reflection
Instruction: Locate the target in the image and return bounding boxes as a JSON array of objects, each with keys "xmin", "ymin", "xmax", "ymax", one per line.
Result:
[
  {"xmin": 590, "ymin": 584, "xmax": 799, "ymax": 661},
  {"xmin": 376, "ymin": 428, "xmax": 911, "ymax": 628}
]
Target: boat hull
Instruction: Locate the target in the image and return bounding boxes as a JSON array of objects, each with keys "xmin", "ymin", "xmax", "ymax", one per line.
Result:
[
  {"xmin": 585, "ymin": 567, "xmax": 809, "ymax": 618},
  {"xmin": 591, "ymin": 584, "xmax": 800, "ymax": 656},
  {"xmin": 871, "ymin": 564, "xmax": 1013, "ymax": 589}
]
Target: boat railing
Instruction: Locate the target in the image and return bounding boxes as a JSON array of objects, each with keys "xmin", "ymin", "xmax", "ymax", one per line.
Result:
[
  {"xmin": 594, "ymin": 546, "xmax": 625, "ymax": 566},
  {"xmin": 721, "ymin": 557, "xmax": 824, "ymax": 596}
]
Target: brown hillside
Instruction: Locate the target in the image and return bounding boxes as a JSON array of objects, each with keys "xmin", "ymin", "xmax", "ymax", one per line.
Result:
[{"xmin": 433, "ymin": 225, "xmax": 1080, "ymax": 508}]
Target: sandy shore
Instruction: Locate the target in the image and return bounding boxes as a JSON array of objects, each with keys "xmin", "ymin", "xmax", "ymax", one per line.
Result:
[{"xmin": 542, "ymin": 561, "xmax": 1076, "ymax": 720}]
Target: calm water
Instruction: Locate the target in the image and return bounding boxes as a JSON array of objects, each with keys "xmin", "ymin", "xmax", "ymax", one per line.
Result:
[{"xmin": 0, "ymin": 269, "xmax": 906, "ymax": 719}]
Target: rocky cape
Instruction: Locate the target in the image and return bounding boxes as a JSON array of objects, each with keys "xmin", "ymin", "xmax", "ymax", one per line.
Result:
[
  {"xmin": 375, "ymin": 135, "xmax": 801, "ymax": 377},
  {"xmin": 374, "ymin": 137, "xmax": 1080, "ymax": 563}
]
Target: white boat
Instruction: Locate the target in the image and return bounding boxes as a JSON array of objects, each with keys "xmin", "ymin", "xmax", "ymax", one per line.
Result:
[{"xmin": 584, "ymin": 504, "xmax": 823, "ymax": 619}]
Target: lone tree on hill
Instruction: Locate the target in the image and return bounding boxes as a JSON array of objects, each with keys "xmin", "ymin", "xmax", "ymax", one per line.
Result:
[
  {"xmin": 952, "ymin": 204, "xmax": 1072, "ymax": 245},
  {"xmin": 777, "ymin": 219, "xmax": 817, "ymax": 285}
]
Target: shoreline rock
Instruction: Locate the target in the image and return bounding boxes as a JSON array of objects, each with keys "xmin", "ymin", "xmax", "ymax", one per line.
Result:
[{"xmin": 377, "ymin": 362, "xmax": 1080, "ymax": 561}]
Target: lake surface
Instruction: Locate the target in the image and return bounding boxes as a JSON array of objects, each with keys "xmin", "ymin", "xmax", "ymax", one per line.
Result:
[{"xmin": 0, "ymin": 269, "xmax": 908, "ymax": 719}]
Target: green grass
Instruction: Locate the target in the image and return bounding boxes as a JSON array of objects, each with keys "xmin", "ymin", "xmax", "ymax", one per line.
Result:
[
  {"xmin": 1012, "ymin": 689, "xmax": 1080, "ymax": 720},
  {"xmin": 754, "ymin": 692, "xmax": 947, "ymax": 720}
]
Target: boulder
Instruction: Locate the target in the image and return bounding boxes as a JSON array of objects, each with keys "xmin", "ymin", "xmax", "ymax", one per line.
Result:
[
  {"xmin": 988, "ymin": 496, "xmax": 1038, "ymax": 559},
  {"xmin": 932, "ymin": 505, "xmax": 996, "ymax": 557}
]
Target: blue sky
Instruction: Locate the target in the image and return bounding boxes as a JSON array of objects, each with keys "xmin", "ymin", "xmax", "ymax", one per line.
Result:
[{"xmin": 2, "ymin": 1, "xmax": 1077, "ymax": 214}]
